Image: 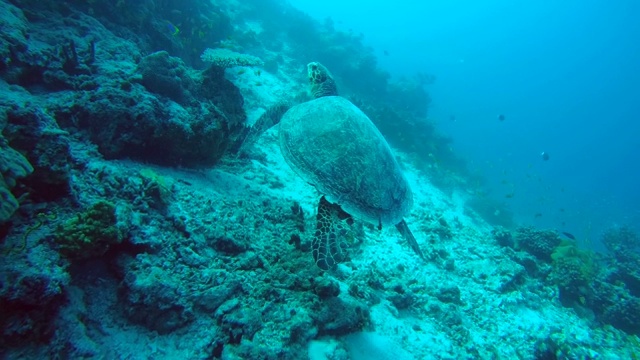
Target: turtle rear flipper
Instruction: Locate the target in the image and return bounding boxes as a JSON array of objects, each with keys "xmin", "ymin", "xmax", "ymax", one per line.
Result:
[
  {"xmin": 313, "ymin": 196, "xmax": 352, "ymax": 270},
  {"xmin": 395, "ymin": 219, "xmax": 426, "ymax": 261}
]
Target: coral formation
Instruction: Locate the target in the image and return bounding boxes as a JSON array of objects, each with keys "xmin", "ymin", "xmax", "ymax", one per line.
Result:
[
  {"xmin": 515, "ymin": 227, "xmax": 561, "ymax": 261},
  {"xmin": 201, "ymin": 48, "xmax": 264, "ymax": 68},
  {"xmin": 549, "ymin": 240, "xmax": 596, "ymax": 306}
]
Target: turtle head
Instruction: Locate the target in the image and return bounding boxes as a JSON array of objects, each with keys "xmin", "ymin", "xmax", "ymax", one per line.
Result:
[{"xmin": 307, "ymin": 62, "xmax": 338, "ymax": 98}]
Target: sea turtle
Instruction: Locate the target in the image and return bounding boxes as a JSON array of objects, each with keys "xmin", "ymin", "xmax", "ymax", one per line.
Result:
[{"xmin": 238, "ymin": 62, "xmax": 425, "ymax": 270}]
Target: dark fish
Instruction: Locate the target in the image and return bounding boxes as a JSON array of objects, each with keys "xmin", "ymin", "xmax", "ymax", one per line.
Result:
[
  {"xmin": 383, "ymin": 50, "xmax": 389, "ymax": 56},
  {"xmin": 534, "ymin": 213, "xmax": 543, "ymax": 218},
  {"xmin": 561, "ymin": 232, "xmax": 576, "ymax": 240},
  {"xmin": 541, "ymin": 152, "xmax": 550, "ymax": 161},
  {"xmin": 450, "ymin": 115, "xmax": 456, "ymax": 122},
  {"xmin": 498, "ymin": 114, "xmax": 505, "ymax": 121}
]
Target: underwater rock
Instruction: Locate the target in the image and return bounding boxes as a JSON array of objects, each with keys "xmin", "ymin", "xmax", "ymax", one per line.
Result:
[
  {"xmin": 313, "ymin": 297, "xmax": 370, "ymax": 336},
  {"xmin": 120, "ymin": 264, "xmax": 194, "ymax": 334},
  {"xmin": 207, "ymin": 229, "xmax": 250, "ymax": 255},
  {"xmin": 388, "ymin": 292, "xmax": 414, "ymax": 310},
  {"xmin": 0, "ymin": 2, "xmax": 28, "ymax": 72},
  {"xmin": 1, "ymin": 5, "xmax": 242, "ymax": 168},
  {"xmin": 492, "ymin": 226, "xmax": 514, "ymax": 248},
  {"xmin": 312, "ymin": 277, "xmax": 340, "ymax": 299},
  {"xmin": 0, "ymin": 97, "xmax": 35, "ymax": 223},
  {"xmin": 3, "ymin": 103, "xmax": 73, "ymax": 202},
  {"xmin": 0, "ymin": 138, "xmax": 32, "ymax": 223},
  {"xmin": 436, "ymin": 284, "xmax": 462, "ymax": 304},
  {"xmin": 0, "ymin": 245, "xmax": 69, "ymax": 347},
  {"xmin": 216, "ymin": 298, "xmax": 263, "ymax": 344},
  {"xmin": 53, "ymin": 83, "xmax": 231, "ymax": 166},
  {"xmin": 136, "ymin": 51, "xmax": 197, "ymax": 105}
]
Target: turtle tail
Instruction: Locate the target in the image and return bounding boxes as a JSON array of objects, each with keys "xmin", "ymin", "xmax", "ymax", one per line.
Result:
[{"xmin": 312, "ymin": 196, "xmax": 352, "ymax": 270}]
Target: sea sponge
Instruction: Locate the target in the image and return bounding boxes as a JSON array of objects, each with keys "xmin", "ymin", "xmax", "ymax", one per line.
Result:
[{"xmin": 200, "ymin": 48, "xmax": 264, "ymax": 68}]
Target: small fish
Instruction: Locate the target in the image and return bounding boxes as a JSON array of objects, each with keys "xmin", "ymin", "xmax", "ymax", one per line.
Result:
[
  {"xmin": 449, "ymin": 115, "xmax": 456, "ymax": 122},
  {"xmin": 505, "ymin": 192, "xmax": 515, "ymax": 199},
  {"xmin": 534, "ymin": 213, "xmax": 543, "ymax": 218},
  {"xmin": 383, "ymin": 50, "xmax": 389, "ymax": 56},
  {"xmin": 165, "ymin": 21, "xmax": 180, "ymax": 36},
  {"xmin": 498, "ymin": 114, "xmax": 505, "ymax": 121},
  {"xmin": 561, "ymin": 232, "xmax": 576, "ymax": 240},
  {"xmin": 254, "ymin": 69, "xmax": 261, "ymax": 76},
  {"xmin": 541, "ymin": 152, "xmax": 550, "ymax": 161}
]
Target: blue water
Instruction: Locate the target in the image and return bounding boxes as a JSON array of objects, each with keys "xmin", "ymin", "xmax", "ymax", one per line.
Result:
[{"xmin": 290, "ymin": 0, "xmax": 640, "ymax": 248}]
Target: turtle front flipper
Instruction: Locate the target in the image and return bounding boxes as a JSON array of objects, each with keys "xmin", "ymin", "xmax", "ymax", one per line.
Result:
[
  {"xmin": 312, "ymin": 196, "xmax": 352, "ymax": 270},
  {"xmin": 230, "ymin": 100, "xmax": 293, "ymax": 155},
  {"xmin": 395, "ymin": 219, "xmax": 426, "ymax": 261}
]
